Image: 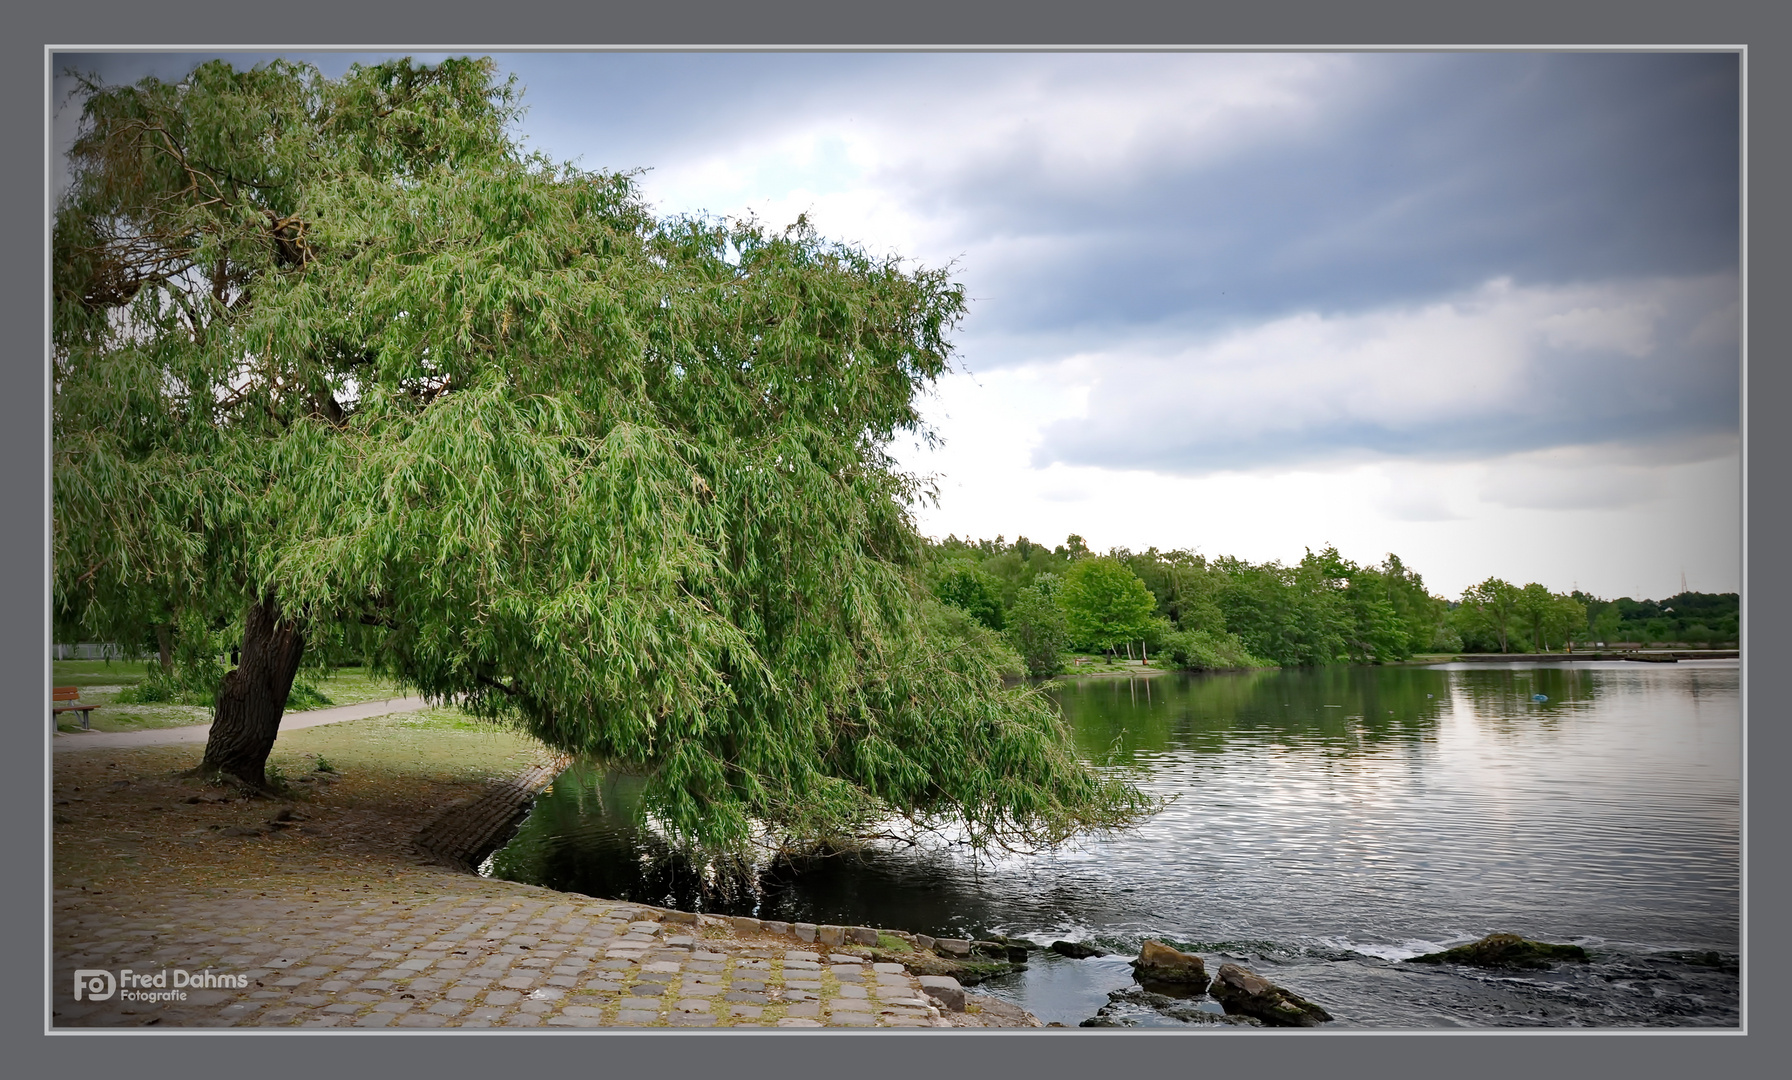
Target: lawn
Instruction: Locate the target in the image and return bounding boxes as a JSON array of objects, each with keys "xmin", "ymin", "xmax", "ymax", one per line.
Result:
[{"xmin": 51, "ymin": 662, "xmax": 406, "ymax": 733}]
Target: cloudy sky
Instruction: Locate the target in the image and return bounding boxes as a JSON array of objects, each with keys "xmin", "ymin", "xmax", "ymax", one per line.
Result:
[{"xmin": 53, "ymin": 51, "xmax": 1741, "ymax": 600}]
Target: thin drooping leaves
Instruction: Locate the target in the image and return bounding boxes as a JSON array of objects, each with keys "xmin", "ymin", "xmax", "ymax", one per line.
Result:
[{"xmin": 54, "ymin": 57, "xmax": 1148, "ymax": 857}]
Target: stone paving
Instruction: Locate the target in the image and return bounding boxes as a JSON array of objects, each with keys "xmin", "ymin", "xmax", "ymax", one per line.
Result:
[
  {"xmin": 51, "ymin": 879, "xmax": 1017, "ymax": 1029},
  {"xmin": 50, "ymin": 716, "xmax": 1040, "ymax": 1030}
]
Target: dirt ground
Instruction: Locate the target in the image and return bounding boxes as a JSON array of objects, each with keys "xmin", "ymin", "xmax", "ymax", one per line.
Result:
[{"xmin": 53, "ymin": 709, "xmax": 556, "ymax": 901}]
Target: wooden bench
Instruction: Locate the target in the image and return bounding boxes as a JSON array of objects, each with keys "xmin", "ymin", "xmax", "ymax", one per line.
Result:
[{"xmin": 53, "ymin": 686, "xmax": 100, "ymax": 731}]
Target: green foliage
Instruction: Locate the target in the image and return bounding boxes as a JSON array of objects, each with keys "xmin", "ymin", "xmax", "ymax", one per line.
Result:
[
  {"xmin": 934, "ymin": 565, "xmax": 1007, "ymax": 630},
  {"xmin": 1453, "ymin": 579, "xmax": 1590, "ymax": 653},
  {"xmin": 53, "ymin": 56, "xmax": 1142, "ymax": 857},
  {"xmin": 1060, "ymin": 557, "xmax": 1158, "ymax": 653},
  {"xmin": 1210, "ymin": 554, "xmax": 1350, "ymax": 667},
  {"xmin": 924, "ymin": 600, "xmax": 1027, "ymax": 680},
  {"xmin": 1515, "ymin": 583, "xmax": 1586, "ymax": 653},
  {"xmin": 1159, "ymin": 627, "xmax": 1268, "ymax": 671},
  {"xmin": 285, "ymin": 681, "xmax": 334, "ymax": 710},
  {"xmin": 1005, "ymin": 577, "xmax": 1071, "ymax": 678},
  {"xmin": 1455, "ymin": 578, "xmax": 1523, "ymax": 653},
  {"xmin": 116, "ymin": 647, "xmax": 225, "ymax": 707},
  {"xmin": 1578, "ymin": 591, "xmax": 1738, "ymax": 646},
  {"xmin": 923, "ymin": 537, "xmax": 1455, "ymax": 668}
]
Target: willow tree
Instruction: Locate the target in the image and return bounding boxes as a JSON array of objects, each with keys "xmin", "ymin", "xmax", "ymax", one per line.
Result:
[{"xmin": 53, "ymin": 57, "xmax": 1146, "ymax": 856}]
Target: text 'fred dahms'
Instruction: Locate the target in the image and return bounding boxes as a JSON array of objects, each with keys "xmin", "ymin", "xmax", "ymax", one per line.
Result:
[{"xmin": 73, "ymin": 968, "xmax": 248, "ymax": 1002}]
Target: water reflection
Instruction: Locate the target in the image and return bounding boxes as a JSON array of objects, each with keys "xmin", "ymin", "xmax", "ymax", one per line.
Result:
[
  {"xmin": 485, "ymin": 661, "xmax": 1739, "ymax": 1027},
  {"xmin": 1057, "ymin": 667, "xmax": 1453, "ymax": 766}
]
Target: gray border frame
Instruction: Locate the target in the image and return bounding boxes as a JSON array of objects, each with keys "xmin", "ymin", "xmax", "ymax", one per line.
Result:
[{"xmin": 9, "ymin": 1, "xmax": 1781, "ymax": 1077}]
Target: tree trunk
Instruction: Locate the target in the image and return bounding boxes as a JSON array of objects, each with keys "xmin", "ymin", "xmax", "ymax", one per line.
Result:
[
  {"xmin": 198, "ymin": 595, "xmax": 304, "ymax": 789},
  {"xmin": 156, "ymin": 624, "xmax": 173, "ymax": 675}
]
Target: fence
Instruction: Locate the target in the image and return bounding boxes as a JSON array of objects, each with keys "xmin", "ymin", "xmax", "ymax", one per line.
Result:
[{"xmin": 52, "ymin": 643, "xmax": 140, "ymax": 661}]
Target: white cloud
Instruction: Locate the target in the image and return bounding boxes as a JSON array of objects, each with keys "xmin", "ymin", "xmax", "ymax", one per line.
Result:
[
  {"xmin": 1538, "ymin": 301, "xmax": 1659, "ymax": 357},
  {"xmin": 629, "ymin": 53, "xmax": 1355, "ymax": 266},
  {"xmin": 1034, "ymin": 273, "xmax": 1737, "ymax": 474}
]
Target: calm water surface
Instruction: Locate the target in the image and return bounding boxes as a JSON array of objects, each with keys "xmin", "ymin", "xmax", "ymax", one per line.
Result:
[{"xmin": 486, "ymin": 661, "xmax": 1740, "ymax": 1028}]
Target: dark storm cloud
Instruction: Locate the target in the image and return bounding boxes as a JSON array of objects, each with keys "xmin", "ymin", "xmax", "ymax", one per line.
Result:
[
  {"xmin": 59, "ymin": 53, "xmax": 1737, "ymax": 332},
  {"xmin": 937, "ymin": 52, "xmax": 1738, "ymax": 339},
  {"xmin": 54, "ymin": 51, "xmax": 1739, "ymax": 474}
]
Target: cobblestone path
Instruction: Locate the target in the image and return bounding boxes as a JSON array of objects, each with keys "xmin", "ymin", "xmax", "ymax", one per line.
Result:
[{"xmin": 52, "ymin": 878, "xmax": 1022, "ymax": 1029}]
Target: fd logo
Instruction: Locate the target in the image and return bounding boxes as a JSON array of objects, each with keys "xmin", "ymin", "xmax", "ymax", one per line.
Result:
[{"xmin": 73, "ymin": 969, "xmax": 116, "ymax": 1001}]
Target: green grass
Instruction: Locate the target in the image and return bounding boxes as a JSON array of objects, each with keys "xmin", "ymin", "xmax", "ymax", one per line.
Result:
[
  {"xmin": 264, "ymin": 707, "xmax": 540, "ymax": 782},
  {"xmin": 51, "ymin": 659, "xmax": 150, "ymax": 688},
  {"xmin": 50, "ymin": 662, "xmax": 405, "ymax": 733},
  {"xmin": 1057, "ymin": 654, "xmax": 1167, "ymax": 677}
]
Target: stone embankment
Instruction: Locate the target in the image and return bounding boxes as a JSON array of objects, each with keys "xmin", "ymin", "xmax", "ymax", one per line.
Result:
[{"xmin": 411, "ymin": 757, "xmax": 568, "ymax": 871}]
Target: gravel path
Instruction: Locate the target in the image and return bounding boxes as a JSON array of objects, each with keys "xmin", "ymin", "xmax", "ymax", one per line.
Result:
[{"xmin": 51, "ymin": 697, "xmax": 432, "ymax": 753}]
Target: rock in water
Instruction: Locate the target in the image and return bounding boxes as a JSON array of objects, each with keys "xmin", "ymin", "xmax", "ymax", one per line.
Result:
[
  {"xmin": 1130, "ymin": 940, "xmax": 1209, "ymax": 988},
  {"xmin": 1406, "ymin": 933, "xmax": 1590, "ymax": 970},
  {"xmin": 1207, "ymin": 963, "xmax": 1332, "ymax": 1027},
  {"xmin": 1081, "ymin": 987, "xmax": 1264, "ymax": 1028},
  {"xmin": 1052, "ymin": 940, "xmax": 1104, "ymax": 959}
]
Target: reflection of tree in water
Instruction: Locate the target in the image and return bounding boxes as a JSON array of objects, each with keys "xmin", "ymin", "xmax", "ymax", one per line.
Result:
[
  {"xmin": 1053, "ymin": 668, "xmax": 1454, "ymax": 765},
  {"xmin": 487, "ymin": 762, "xmax": 760, "ymax": 914},
  {"xmin": 1448, "ymin": 666, "xmax": 1603, "ymax": 735},
  {"xmin": 489, "ymin": 762, "xmax": 988, "ymax": 923}
]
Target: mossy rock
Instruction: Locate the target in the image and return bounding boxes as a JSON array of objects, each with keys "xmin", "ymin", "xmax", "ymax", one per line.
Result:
[
  {"xmin": 1406, "ymin": 933, "xmax": 1589, "ymax": 970},
  {"xmin": 1208, "ymin": 963, "xmax": 1331, "ymax": 1027},
  {"xmin": 867, "ymin": 947, "xmax": 1022, "ymax": 985},
  {"xmin": 1130, "ymin": 939, "xmax": 1209, "ymax": 988}
]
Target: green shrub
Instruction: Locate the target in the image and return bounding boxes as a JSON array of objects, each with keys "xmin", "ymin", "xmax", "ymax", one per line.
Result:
[
  {"xmin": 285, "ymin": 681, "xmax": 334, "ymax": 710},
  {"xmin": 926, "ymin": 601, "xmax": 1026, "ymax": 679},
  {"xmin": 1005, "ymin": 581, "xmax": 1070, "ymax": 678},
  {"xmin": 114, "ymin": 660, "xmax": 220, "ymax": 706},
  {"xmin": 935, "ymin": 565, "xmax": 1007, "ymax": 631},
  {"xmin": 1161, "ymin": 628, "xmax": 1267, "ymax": 671}
]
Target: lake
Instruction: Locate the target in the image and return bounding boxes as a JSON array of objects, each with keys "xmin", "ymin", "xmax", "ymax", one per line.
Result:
[{"xmin": 484, "ymin": 660, "xmax": 1741, "ymax": 1028}]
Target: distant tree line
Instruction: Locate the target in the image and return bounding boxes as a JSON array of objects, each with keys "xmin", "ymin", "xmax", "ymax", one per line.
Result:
[{"xmin": 923, "ymin": 534, "xmax": 1738, "ymax": 678}]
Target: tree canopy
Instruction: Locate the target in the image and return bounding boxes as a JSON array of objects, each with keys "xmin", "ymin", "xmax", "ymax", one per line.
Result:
[
  {"xmin": 1059, "ymin": 557, "xmax": 1158, "ymax": 654},
  {"xmin": 52, "ymin": 56, "xmax": 1146, "ymax": 858}
]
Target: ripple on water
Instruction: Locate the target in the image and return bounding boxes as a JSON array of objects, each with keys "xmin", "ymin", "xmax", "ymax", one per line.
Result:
[{"xmin": 486, "ymin": 663, "xmax": 1740, "ymax": 1027}]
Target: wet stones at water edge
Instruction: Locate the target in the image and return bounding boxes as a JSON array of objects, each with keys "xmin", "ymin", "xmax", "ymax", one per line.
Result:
[
  {"xmin": 1051, "ymin": 940, "xmax": 1105, "ymax": 959},
  {"xmin": 1207, "ymin": 963, "xmax": 1333, "ymax": 1027},
  {"xmin": 1406, "ymin": 933, "xmax": 1590, "ymax": 970},
  {"xmin": 1081, "ymin": 987, "xmax": 1263, "ymax": 1028},
  {"xmin": 917, "ymin": 975, "xmax": 965, "ymax": 1012},
  {"xmin": 1131, "ymin": 940, "xmax": 1209, "ymax": 989},
  {"xmin": 973, "ymin": 940, "xmax": 1031, "ymax": 963}
]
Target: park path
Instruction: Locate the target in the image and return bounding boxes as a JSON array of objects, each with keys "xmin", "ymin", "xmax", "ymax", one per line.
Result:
[{"xmin": 51, "ymin": 696, "xmax": 431, "ymax": 753}]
